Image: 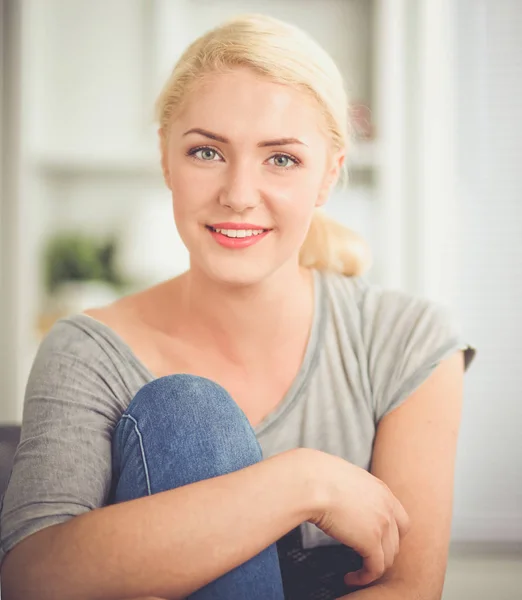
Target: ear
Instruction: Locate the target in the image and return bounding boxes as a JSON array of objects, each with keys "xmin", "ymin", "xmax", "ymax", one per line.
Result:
[
  {"xmin": 158, "ymin": 127, "xmax": 172, "ymax": 190},
  {"xmin": 315, "ymin": 148, "xmax": 346, "ymax": 207}
]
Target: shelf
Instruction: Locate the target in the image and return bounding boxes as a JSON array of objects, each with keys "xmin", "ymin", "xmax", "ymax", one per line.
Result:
[{"xmin": 32, "ymin": 149, "xmax": 162, "ymax": 177}]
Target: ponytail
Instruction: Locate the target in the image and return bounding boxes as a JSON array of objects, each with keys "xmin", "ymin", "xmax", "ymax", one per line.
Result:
[{"xmin": 299, "ymin": 210, "xmax": 371, "ymax": 277}]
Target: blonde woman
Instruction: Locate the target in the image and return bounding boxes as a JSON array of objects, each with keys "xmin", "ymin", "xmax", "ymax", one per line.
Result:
[{"xmin": 0, "ymin": 14, "xmax": 474, "ymax": 600}]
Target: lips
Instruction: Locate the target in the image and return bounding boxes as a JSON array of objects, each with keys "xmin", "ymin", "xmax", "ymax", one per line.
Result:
[
  {"xmin": 205, "ymin": 223, "xmax": 272, "ymax": 249},
  {"xmin": 208, "ymin": 222, "xmax": 271, "ymax": 231},
  {"xmin": 207, "ymin": 226, "xmax": 267, "ymax": 239}
]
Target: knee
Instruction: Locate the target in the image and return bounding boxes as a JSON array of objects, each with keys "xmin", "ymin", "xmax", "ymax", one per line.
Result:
[
  {"xmin": 115, "ymin": 374, "xmax": 262, "ymax": 479},
  {"xmin": 127, "ymin": 374, "xmax": 254, "ymax": 435}
]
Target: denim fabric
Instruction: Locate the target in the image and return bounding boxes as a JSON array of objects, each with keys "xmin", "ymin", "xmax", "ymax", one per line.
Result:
[{"xmin": 111, "ymin": 374, "xmax": 285, "ymax": 600}]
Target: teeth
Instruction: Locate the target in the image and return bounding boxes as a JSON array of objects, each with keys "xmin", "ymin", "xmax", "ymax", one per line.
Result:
[{"xmin": 213, "ymin": 228, "xmax": 265, "ymax": 238}]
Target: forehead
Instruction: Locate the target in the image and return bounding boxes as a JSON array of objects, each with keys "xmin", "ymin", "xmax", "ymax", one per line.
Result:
[{"xmin": 173, "ymin": 68, "xmax": 328, "ymax": 144}]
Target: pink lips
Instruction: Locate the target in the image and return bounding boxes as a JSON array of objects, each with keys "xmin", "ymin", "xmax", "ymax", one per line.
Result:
[
  {"xmin": 206, "ymin": 222, "xmax": 271, "ymax": 249},
  {"xmin": 209, "ymin": 222, "xmax": 270, "ymax": 230}
]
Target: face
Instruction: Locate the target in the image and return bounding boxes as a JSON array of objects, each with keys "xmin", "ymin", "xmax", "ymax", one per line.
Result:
[{"xmin": 160, "ymin": 67, "xmax": 344, "ymax": 286}]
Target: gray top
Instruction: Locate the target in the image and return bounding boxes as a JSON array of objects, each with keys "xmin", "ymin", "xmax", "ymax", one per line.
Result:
[{"xmin": 0, "ymin": 270, "xmax": 475, "ymax": 561}]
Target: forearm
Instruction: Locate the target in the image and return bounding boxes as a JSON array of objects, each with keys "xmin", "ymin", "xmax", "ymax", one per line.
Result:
[
  {"xmin": 337, "ymin": 582, "xmax": 407, "ymax": 600},
  {"xmin": 338, "ymin": 579, "xmax": 434, "ymax": 600},
  {"xmin": 1, "ymin": 449, "xmax": 316, "ymax": 600}
]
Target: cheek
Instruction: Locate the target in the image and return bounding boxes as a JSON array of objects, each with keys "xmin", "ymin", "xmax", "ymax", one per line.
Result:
[
  {"xmin": 169, "ymin": 163, "xmax": 215, "ymax": 216},
  {"xmin": 268, "ymin": 171, "xmax": 323, "ymax": 218}
]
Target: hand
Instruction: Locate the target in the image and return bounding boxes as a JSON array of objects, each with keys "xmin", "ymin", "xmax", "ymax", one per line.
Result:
[{"xmin": 299, "ymin": 448, "xmax": 410, "ymax": 587}]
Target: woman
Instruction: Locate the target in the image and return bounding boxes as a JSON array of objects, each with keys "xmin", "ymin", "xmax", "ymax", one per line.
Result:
[{"xmin": 0, "ymin": 14, "xmax": 474, "ymax": 600}]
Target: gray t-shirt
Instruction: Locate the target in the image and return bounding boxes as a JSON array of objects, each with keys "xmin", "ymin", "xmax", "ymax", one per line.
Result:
[{"xmin": 0, "ymin": 270, "xmax": 475, "ymax": 562}]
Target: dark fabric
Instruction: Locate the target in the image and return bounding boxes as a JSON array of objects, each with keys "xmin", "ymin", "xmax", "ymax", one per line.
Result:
[{"xmin": 277, "ymin": 526, "xmax": 363, "ymax": 599}]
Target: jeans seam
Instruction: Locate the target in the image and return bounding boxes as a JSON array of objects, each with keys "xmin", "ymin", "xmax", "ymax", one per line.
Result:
[{"xmin": 120, "ymin": 414, "xmax": 152, "ymax": 496}]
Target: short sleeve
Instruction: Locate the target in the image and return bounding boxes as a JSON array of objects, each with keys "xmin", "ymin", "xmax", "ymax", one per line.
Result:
[
  {"xmin": 0, "ymin": 321, "xmax": 126, "ymax": 564},
  {"xmin": 360, "ymin": 285, "xmax": 476, "ymax": 424}
]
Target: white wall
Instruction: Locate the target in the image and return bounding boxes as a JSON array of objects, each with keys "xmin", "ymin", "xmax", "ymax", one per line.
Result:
[{"xmin": 450, "ymin": 0, "xmax": 522, "ymax": 542}]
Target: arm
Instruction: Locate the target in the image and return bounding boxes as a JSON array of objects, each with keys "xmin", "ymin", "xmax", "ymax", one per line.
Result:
[
  {"xmin": 1, "ymin": 448, "xmax": 315, "ymax": 600},
  {"xmin": 340, "ymin": 351, "xmax": 465, "ymax": 600}
]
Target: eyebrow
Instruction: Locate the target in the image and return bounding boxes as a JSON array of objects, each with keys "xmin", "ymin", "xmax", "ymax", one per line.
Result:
[{"xmin": 182, "ymin": 128, "xmax": 308, "ymax": 147}]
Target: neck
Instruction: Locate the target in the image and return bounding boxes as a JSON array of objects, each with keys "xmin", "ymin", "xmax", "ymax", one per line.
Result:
[{"xmin": 174, "ymin": 262, "xmax": 315, "ymax": 365}]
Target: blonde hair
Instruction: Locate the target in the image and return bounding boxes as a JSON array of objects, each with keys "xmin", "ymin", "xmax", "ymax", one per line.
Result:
[{"xmin": 155, "ymin": 13, "xmax": 371, "ymax": 276}]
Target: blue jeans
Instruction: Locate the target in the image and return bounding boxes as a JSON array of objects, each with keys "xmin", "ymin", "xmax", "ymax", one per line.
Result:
[{"xmin": 111, "ymin": 374, "xmax": 286, "ymax": 600}]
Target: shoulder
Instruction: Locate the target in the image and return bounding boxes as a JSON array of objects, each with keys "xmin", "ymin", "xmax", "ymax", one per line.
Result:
[
  {"xmin": 36, "ymin": 314, "xmax": 113, "ymax": 369},
  {"xmin": 320, "ymin": 270, "xmax": 475, "ymax": 421},
  {"xmin": 321, "ymin": 270, "xmax": 462, "ymax": 345},
  {"xmin": 30, "ymin": 315, "xmax": 124, "ymax": 388},
  {"xmin": 38, "ymin": 279, "xmax": 158, "ymax": 359},
  {"xmin": 83, "ymin": 275, "xmax": 180, "ymax": 341},
  {"xmin": 29, "ymin": 304, "xmax": 152, "ymax": 414}
]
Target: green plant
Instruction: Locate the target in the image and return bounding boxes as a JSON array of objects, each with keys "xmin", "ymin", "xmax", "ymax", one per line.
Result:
[{"xmin": 44, "ymin": 233, "xmax": 126, "ymax": 293}]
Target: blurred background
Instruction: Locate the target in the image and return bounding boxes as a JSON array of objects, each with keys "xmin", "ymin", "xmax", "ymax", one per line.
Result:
[{"xmin": 0, "ymin": 0, "xmax": 521, "ymax": 598}]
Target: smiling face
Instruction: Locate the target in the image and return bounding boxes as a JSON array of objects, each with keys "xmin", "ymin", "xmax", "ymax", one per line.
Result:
[{"xmin": 160, "ymin": 67, "xmax": 344, "ymax": 286}]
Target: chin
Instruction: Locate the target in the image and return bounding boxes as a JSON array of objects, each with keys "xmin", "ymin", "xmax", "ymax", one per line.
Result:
[
  {"xmin": 204, "ymin": 258, "xmax": 276, "ymax": 288},
  {"xmin": 184, "ymin": 227, "xmax": 302, "ymax": 287},
  {"xmin": 191, "ymin": 250, "xmax": 286, "ymax": 288}
]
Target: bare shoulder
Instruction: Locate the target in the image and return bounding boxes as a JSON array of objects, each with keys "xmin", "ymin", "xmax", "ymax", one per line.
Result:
[
  {"xmin": 82, "ymin": 277, "xmax": 185, "ymax": 377},
  {"xmin": 83, "ymin": 277, "xmax": 178, "ymax": 339}
]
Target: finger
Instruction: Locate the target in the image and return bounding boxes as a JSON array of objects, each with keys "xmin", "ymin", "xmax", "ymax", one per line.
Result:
[
  {"xmin": 382, "ymin": 519, "xmax": 399, "ymax": 570},
  {"xmin": 344, "ymin": 545, "xmax": 385, "ymax": 587},
  {"xmin": 392, "ymin": 497, "xmax": 410, "ymax": 538},
  {"xmin": 391, "ymin": 517, "xmax": 400, "ymax": 557}
]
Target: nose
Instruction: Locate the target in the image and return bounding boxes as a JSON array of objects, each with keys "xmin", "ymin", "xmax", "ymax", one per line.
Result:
[{"xmin": 219, "ymin": 162, "xmax": 261, "ymax": 213}]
